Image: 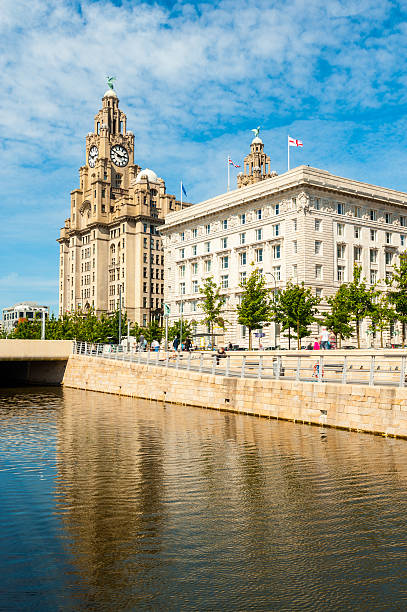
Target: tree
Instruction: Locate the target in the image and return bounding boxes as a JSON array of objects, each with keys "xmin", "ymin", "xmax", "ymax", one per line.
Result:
[
  {"xmin": 386, "ymin": 252, "xmax": 407, "ymax": 347},
  {"xmin": 142, "ymin": 320, "xmax": 164, "ymax": 344},
  {"xmin": 323, "ymin": 285, "xmax": 353, "ymax": 348},
  {"xmin": 168, "ymin": 319, "xmax": 194, "ymax": 343},
  {"xmin": 236, "ymin": 267, "xmax": 272, "ymax": 350},
  {"xmin": 198, "ymin": 277, "xmax": 226, "ymax": 348},
  {"xmin": 368, "ymin": 292, "xmax": 395, "ymax": 348},
  {"xmin": 345, "ymin": 265, "xmax": 376, "ymax": 348},
  {"xmin": 273, "ymin": 281, "xmax": 320, "ymax": 349}
]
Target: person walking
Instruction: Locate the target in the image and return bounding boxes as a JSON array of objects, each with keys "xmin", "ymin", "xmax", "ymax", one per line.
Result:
[
  {"xmin": 173, "ymin": 335, "xmax": 180, "ymax": 351},
  {"xmin": 151, "ymin": 339, "xmax": 160, "ymax": 352},
  {"xmin": 320, "ymin": 328, "xmax": 330, "ymax": 350},
  {"xmin": 184, "ymin": 337, "xmax": 192, "ymax": 351}
]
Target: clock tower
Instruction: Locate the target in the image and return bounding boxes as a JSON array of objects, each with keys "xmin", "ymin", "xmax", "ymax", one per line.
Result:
[{"xmin": 58, "ymin": 87, "xmax": 190, "ymax": 325}]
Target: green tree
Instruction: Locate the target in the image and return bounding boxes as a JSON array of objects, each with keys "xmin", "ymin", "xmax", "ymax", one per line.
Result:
[
  {"xmin": 386, "ymin": 252, "xmax": 407, "ymax": 347},
  {"xmin": 368, "ymin": 292, "xmax": 395, "ymax": 348},
  {"xmin": 168, "ymin": 319, "xmax": 194, "ymax": 344},
  {"xmin": 345, "ymin": 265, "xmax": 376, "ymax": 348},
  {"xmin": 324, "ymin": 285, "xmax": 353, "ymax": 348},
  {"xmin": 273, "ymin": 281, "xmax": 320, "ymax": 349},
  {"xmin": 198, "ymin": 277, "xmax": 226, "ymax": 348},
  {"xmin": 236, "ymin": 267, "xmax": 272, "ymax": 350},
  {"xmin": 142, "ymin": 320, "xmax": 164, "ymax": 344}
]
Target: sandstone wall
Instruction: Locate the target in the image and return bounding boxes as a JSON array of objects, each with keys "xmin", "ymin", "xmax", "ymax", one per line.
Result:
[{"xmin": 63, "ymin": 355, "xmax": 407, "ymax": 438}]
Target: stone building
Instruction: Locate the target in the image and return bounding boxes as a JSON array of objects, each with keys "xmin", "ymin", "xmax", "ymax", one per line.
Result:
[
  {"xmin": 2, "ymin": 302, "xmax": 49, "ymax": 334},
  {"xmin": 57, "ymin": 88, "xmax": 190, "ymax": 325},
  {"xmin": 161, "ymin": 136, "xmax": 407, "ymax": 348}
]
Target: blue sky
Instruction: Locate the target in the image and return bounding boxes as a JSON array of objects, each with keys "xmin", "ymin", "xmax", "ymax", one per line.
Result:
[{"xmin": 2, "ymin": 0, "xmax": 407, "ymax": 313}]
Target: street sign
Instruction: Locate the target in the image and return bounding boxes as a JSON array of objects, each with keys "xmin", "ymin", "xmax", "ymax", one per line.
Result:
[
  {"xmin": 164, "ymin": 303, "xmax": 170, "ymax": 316},
  {"xmin": 254, "ymin": 332, "xmax": 265, "ymax": 337}
]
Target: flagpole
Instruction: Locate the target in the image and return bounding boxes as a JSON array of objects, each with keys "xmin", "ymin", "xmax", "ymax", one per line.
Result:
[
  {"xmin": 227, "ymin": 157, "xmax": 230, "ymax": 192},
  {"xmin": 180, "ymin": 181, "xmax": 183, "ymax": 210},
  {"xmin": 287, "ymin": 137, "xmax": 290, "ymax": 171}
]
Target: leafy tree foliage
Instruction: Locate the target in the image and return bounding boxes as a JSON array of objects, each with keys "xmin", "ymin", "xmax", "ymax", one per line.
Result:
[
  {"xmin": 386, "ymin": 252, "xmax": 407, "ymax": 347},
  {"xmin": 345, "ymin": 265, "xmax": 376, "ymax": 349},
  {"xmin": 273, "ymin": 281, "xmax": 320, "ymax": 349},
  {"xmin": 323, "ymin": 285, "xmax": 353, "ymax": 348},
  {"xmin": 368, "ymin": 292, "xmax": 395, "ymax": 348},
  {"xmin": 198, "ymin": 277, "xmax": 226, "ymax": 348},
  {"xmin": 142, "ymin": 320, "xmax": 164, "ymax": 344},
  {"xmin": 167, "ymin": 319, "xmax": 194, "ymax": 344},
  {"xmin": 236, "ymin": 267, "xmax": 272, "ymax": 350}
]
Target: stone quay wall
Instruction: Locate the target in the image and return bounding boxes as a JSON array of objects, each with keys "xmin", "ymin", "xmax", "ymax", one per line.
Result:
[{"xmin": 63, "ymin": 354, "xmax": 407, "ymax": 438}]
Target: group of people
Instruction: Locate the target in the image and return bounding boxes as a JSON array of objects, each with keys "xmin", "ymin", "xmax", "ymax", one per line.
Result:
[{"xmin": 307, "ymin": 328, "xmax": 336, "ymax": 350}]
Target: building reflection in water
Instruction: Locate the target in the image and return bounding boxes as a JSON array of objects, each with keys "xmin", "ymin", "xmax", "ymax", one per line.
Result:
[{"xmin": 54, "ymin": 387, "xmax": 407, "ymax": 610}]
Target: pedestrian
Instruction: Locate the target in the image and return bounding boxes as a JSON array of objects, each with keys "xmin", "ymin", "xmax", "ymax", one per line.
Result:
[
  {"xmin": 306, "ymin": 341, "xmax": 313, "ymax": 350},
  {"xmin": 216, "ymin": 346, "xmax": 226, "ymax": 365},
  {"xmin": 228, "ymin": 342, "xmax": 233, "ymax": 351},
  {"xmin": 320, "ymin": 327, "xmax": 330, "ymax": 350},
  {"xmin": 173, "ymin": 335, "xmax": 179, "ymax": 351},
  {"xmin": 329, "ymin": 332, "xmax": 336, "ymax": 350},
  {"xmin": 185, "ymin": 337, "xmax": 192, "ymax": 351},
  {"xmin": 151, "ymin": 339, "xmax": 160, "ymax": 352},
  {"xmin": 139, "ymin": 334, "xmax": 146, "ymax": 351},
  {"xmin": 313, "ymin": 338, "xmax": 320, "ymax": 350}
]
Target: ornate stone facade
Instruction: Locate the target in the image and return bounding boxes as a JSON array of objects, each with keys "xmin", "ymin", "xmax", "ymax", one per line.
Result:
[{"xmin": 58, "ymin": 89, "xmax": 190, "ymax": 325}]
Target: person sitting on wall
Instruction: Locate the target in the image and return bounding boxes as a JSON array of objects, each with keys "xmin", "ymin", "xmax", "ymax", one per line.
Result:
[
  {"xmin": 216, "ymin": 346, "xmax": 227, "ymax": 365},
  {"xmin": 313, "ymin": 338, "xmax": 320, "ymax": 350}
]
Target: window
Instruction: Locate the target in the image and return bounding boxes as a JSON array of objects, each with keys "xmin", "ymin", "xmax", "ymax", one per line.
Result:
[
  {"xmin": 221, "ymin": 256, "xmax": 229, "ymax": 269},
  {"xmin": 192, "ymin": 228, "xmax": 197, "ymax": 238},
  {"xmin": 192, "ymin": 245, "xmax": 197, "ymax": 256},
  {"xmin": 385, "ymin": 251, "xmax": 393, "ymax": 265},
  {"xmin": 401, "ymin": 216, "xmax": 407, "ymax": 227},
  {"xmin": 293, "ymin": 240, "xmax": 298, "ymax": 254},
  {"xmin": 401, "ymin": 235, "xmax": 406, "ymax": 246},
  {"xmin": 192, "ymin": 280, "xmax": 198, "ymax": 293},
  {"xmin": 192, "ymin": 262, "xmax": 198, "ymax": 275},
  {"xmin": 337, "ymin": 223, "xmax": 344, "ymax": 236},
  {"xmin": 240, "ymin": 271, "xmax": 247, "ymax": 285},
  {"xmin": 181, "ymin": 232, "xmax": 185, "ymax": 241},
  {"xmin": 221, "ymin": 275, "xmax": 229, "ymax": 289},
  {"xmin": 240, "ymin": 233, "xmax": 246, "ymax": 245},
  {"xmin": 273, "ymin": 245, "xmax": 281, "ymax": 259},
  {"xmin": 223, "ymin": 219, "xmax": 228, "ymax": 230},
  {"xmin": 337, "ymin": 244, "xmax": 345, "ymax": 259},
  {"xmin": 143, "ymin": 237, "xmax": 147, "ymax": 248},
  {"xmin": 143, "ymin": 223, "xmax": 148, "ymax": 233},
  {"xmin": 315, "ymin": 264, "xmax": 322, "ymax": 280},
  {"xmin": 370, "ymin": 209, "xmax": 377, "ymax": 221},
  {"xmin": 354, "ymin": 206, "xmax": 361, "ymax": 218},
  {"xmin": 370, "ymin": 270, "xmax": 377, "ymax": 284},
  {"xmin": 385, "ymin": 213, "xmax": 392, "ymax": 224},
  {"xmin": 205, "ymin": 259, "xmax": 212, "ymax": 272},
  {"xmin": 292, "ymin": 264, "xmax": 297, "ymax": 277},
  {"xmin": 241, "ymin": 325, "xmax": 246, "ymax": 338},
  {"xmin": 256, "ymin": 248, "xmax": 263, "ymax": 263},
  {"xmin": 315, "ymin": 219, "xmax": 321, "ymax": 231},
  {"xmin": 314, "ymin": 198, "xmax": 320, "ymax": 210},
  {"xmin": 180, "ymin": 282, "xmax": 185, "ymax": 294},
  {"xmin": 354, "ymin": 246, "xmax": 362, "ymax": 262},
  {"xmin": 370, "ymin": 229, "xmax": 377, "ymax": 241},
  {"xmin": 273, "ymin": 266, "xmax": 281, "ymax": 281},
  {"xmin": 257, "ymin": 209, "xmax": 262, "ymax": 220},
  {"xmin": 180, "ymin": 248, "xmax": 185, "ymax": 258},
  {"xmin": 221, "ymin": 237, "xmax": 228, "ymax": 249},
  {"xmin": 337, "ymin": 203, "xmax": 344, "ymax": 215},
  {"xmin": 240, "ymin": 252, "xmax": 247, "ymax": 266},
  {"xmin": 337, "ymin": 266, "xmax": 345, "ymax": 282},
  {"xmin": 179, "ymin": 302, "xmax": 184, "ymax": 314},
  {"xmin": 386, "ymin": 271, "xmax": 393, "ymax": 281},
  {"xmin": 205, "ymin": 224, "xmax": 211, "ymax": 234},
  {"xmin": 316, "ymin": 287, "xmax": 322, "ymax": 297},
  {"xmin": 179, "ymin": 264, "xmax": 185, "ymax": 277},
  {"xmin": 293, "ymin": 219, "xmax": 297, "ymax": 231},
  {"xmin": 370, "ymin": 249, "xmax": 377, "ymax": 264},
  {"xmin": 191, "ymin": 301, "xmax": 197, "ymax": 312},
  {"xmin": 275, "ymin": 203, "xmax": 280, "ymax": 215},
  {"xmin": 240, "ymin": 213, "xmax": 246, "ymax": 225},
  {"xmin": 205, "ymin": 242, "xmax": 210, "ymax": 253},
  {"xmin": 354, "ymin": 226, "xmax": 361, "ymax": 239},
  {"xmin": 255, "ymin": 228, "xmax": 262, "ymax": 241},
  {"xmin": 314, "ymin": 240, "xmax": 322, "ymax": 255},
  {"xmin": 273, "ymin": 224, "xmax": 280, "ymax": 237},
  {"xmin": 386, "ymin": 232, "xmax": 392, "ymax": 244}
]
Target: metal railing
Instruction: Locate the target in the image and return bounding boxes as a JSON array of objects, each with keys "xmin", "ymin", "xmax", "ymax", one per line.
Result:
[{"xmin": 72, "ymin": 341, "xmax": 407, "ymax": 388}]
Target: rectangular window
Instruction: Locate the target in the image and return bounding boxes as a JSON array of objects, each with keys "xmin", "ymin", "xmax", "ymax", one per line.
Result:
[
  {"xmin": 370, "ymin": 229, "xmax": 377, "ymax": 241},
  {"xmin": 337, "ymin": 266, "xmax": 345, "ymax": 282},
  {"xmin": 221, "ymin": 275, "xmax": 229, "ymax": 289},
  {"xmin": 337, "ymin": 203, "xmax": 344, "ymax": 215},
  {"xmin": 192, "ymin": 228, "xmax": 197, "ymax": 238},
  {"xmin": 315, "ymin": 240, "xmax": 322, "ymax": 255},
  {"xmin": 370, "ymin": 269, "xmax": 377, "ymax": 284},
  {"xmin": 292, "ymin": 264, "xmax": 297, "ymax": 277},
  {"xmin": 192, "ymin": 280, "xmax": 198, "ymax": 293},
  {"xmin": 273, "ymin": 224, "xmax": 280, "ymax": 237},
  {"xmin": 255, "ymin": 228, "xmax": 262, "ymax": 241},
  {"xmin": 354, "ymin": 246, "xmax": 362, "ymax": 262},
  {"xmin": 205, "ymin": 224, "xmax": 211, "ymax": 234},
  {"xmin": 143, "ymin": 223, "xmax": 148, "ymax": 233},
  {"xmin": 293, "ymin": 219, "xmax": 297, "ymax": 231},
  {"xmin": 401, "ymin": 216, "xmax": 407, "ymax": 227},
  {"xmin": 273, "ymin": 245, "xmax": 281, "ymax": 259},
  {"xmin": 385, "ymin": 251, "xmax": 393, "ymax": 265},
  {"xmin": 191, "ymin": 301, "xmax": 197, "ymax": 312},
  {"xmin": 315, "ymin": 219, "xmax": 321, "ymax": 231},
  {"xmin": 293, "ymin": 240, "xmax": 297, "ymax": 254},
  {"xmin": 143, "ymin": 237, "xmax": 148, "ymax": 248},
  {"xmin": 315, "ymin": 264, "xmax": 322, "ymax": 280},
  {"xmin": 401, "ymin": 235, "xmax": 406, "ymax": 246},
  {"xmin": 240, "ymin": 213, "xmax": 246, "ymax": 225},
  {"xmin": 180, "ymin": 248, "xmax": 185, "ymax": 258},
  {"xmin": 180, "ymin": 282, "xmax": 185, "ymax": 295},
  {"xmin": 205, "ymin": 242, "xmax": 210, "ymax": 253},
  {"xmin": 221, "ymin": 237, "xmax": 228, "ymax": 249},
  {"xmin": 240, "ymin": 233, "xmax": 246, "ymax": 245},
  {"xmin": 275, "ymin": 203, "xmax": 280, "ymax": 215},
  {"xmin": 192, "ymin": 245, "xmax": 197, "ymax": 256},
  {"xmin": 316, "ymin": 287, "xmax": 322, "ymax": 297},
  {"xmin": 180, "ymin": 232, "xmax": 185, "ymax": 241},
  {"xmin": 273, "ymin": 266, "xmax": 281, "ymax": 281},
  {"xmin": 240, "ymin": 252, "xmax": 247, "ymax": 266},
  {"xmin": 337, "ymin": 223, "xmax": 344, "ymax": 236},
  {"xmin": 337, "ymin": 244, "xmax": 345, "ymax": 259},
  {"xmin": 240, "ymin": 271, "xmax": 247, "ymax": 285},
  {"xmin": 256, "ymin": 248, "xmax": 263, "ymax": 263},
  {"xmin": 223, "ymin": 219, "xmax": 228, "ymax": 230},
  {"xmin": 386, "ymin": 232, "xmax": 392, "ymax": 244},
  {"xmin": 314, "ymin": 198, "xmax": 320, "ymax": 210},
  {"xmin": 192, "ymin": 262, "xmax": 198, "ymax": 275},
  {"xmin": 205, "ymin": 259, "xmax": 212, "ymax": 272},
  {"xmin": 370, "ymin": 249, "xmax": 377, "ymax": 264},
  {"xmin": 354, "ymin": 206, "xmax": 361, "ymax": 218},
  {"xmin": 354, "ymin": 226, "xmax": 361, "ymax": 239},
  {"xmin": 385, "ymin": 213, "xmax": 392, "ymax": 224},
  {"xmin": 370, "ymin": 209, "xmax": 377, "ymax": 221},
  {"xmin": 221, "ymin": 256, "xmax": 229, "ymax": 269},
  {"xmin": 257, "ymin": 209, "xmax": 262, "ymax": 220},
  {"xmin": 179, "ymin": 265, "xmax": 185, "ymax": 277}
]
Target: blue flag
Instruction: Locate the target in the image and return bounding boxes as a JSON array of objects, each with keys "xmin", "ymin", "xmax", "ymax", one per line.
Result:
[{"xmin": 181, "ymin": 182, "xmax": 187, "ymax": 198}]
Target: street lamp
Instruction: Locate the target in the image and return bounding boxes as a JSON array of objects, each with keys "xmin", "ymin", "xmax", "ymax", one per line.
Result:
[{"xmin": 265, "ymin": 272, "xmax": 278, "ymax": 349}]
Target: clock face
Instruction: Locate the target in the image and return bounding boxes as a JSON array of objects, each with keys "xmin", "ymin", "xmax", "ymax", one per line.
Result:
[
  {"xmin": 111, "ymin": 144, "xmax": 129, "ymax": 167},
  {"xmin": 88, "ymin": 145, "xmax": 98, "ymax": 168}
]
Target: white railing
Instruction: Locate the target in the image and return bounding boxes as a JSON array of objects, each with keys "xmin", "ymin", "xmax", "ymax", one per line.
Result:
[{"xmin": 72, "ymin": 341, "xmax": 407, "ymax": 388}]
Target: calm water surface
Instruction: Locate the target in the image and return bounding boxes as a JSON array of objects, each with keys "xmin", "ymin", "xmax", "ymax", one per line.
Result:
[{"xmin": 1, "ymin": 386, "xmax": 407, "ymax": 610}]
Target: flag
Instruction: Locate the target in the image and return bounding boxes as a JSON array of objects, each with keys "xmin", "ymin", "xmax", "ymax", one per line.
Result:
[
  {"xmin": 228, "ymin": 157, "xmax": 241, "ymax": 168},
  {"xmin": 181, "ymin": 182, "xmax": 187, "ymax": 197},
  {"xmin": 288, "ymin": 136, "xmax": 303, "ymax": 147}
]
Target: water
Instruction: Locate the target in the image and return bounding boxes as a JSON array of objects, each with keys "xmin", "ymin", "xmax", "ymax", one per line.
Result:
[{"xmin": 1, "ymin": 388, "xmax": 407, "ymax": 610}]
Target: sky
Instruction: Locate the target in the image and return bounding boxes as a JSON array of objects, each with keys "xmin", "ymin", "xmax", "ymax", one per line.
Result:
[{"xmin": 2, "ymin": 0, "xmax": 407, "ymax": 314}]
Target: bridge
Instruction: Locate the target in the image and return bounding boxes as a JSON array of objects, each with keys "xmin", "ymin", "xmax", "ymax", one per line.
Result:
[{"xmin": 0, "ymin": 340, "xmax": 73, "ymax": 385}]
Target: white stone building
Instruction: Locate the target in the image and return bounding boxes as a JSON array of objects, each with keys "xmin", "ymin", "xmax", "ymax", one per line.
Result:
[
  {"xmin": 161, "ymin": 139, "xmax": 407, "ymax": 348},
  {"xmin": 2, "ymin": 302, "xmax": 49, "ymax": 334}
]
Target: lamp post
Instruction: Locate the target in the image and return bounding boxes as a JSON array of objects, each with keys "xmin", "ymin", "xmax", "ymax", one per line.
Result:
[
  {"xmin": 118, "ymin": 284, "xmax": 122, "ymax": 346},
  {"xmin": 265, "ymin": 272, "xmax": 278, "ymax": 349}
]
